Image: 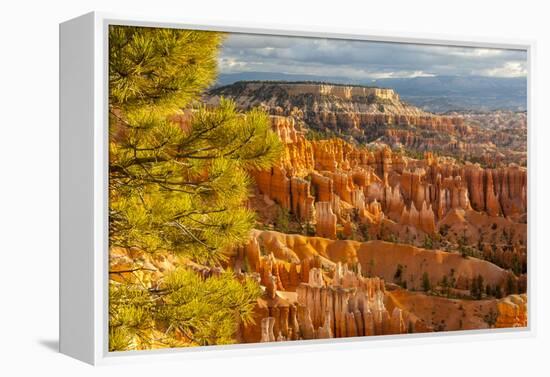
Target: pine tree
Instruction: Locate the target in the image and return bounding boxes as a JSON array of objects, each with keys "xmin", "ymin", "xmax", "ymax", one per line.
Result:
[
  {"xmin": 109, "ymin": 26, "xmax": 282, "ymax": 264},
  {"xmin": 506, "ymin": 274, "xmax": 518, "ymax": 295},
  {"xmin": 476, "ymin": 274, "xmax": 484, "ymax": 299},
  {"xmin": 109, "ymin": 269, "xmax": 261, "ymax": 350},
  {"xmin": 422, "ymin": 272, "xmax": 431, "ymax": 292},
  {"xmin": 108, "ymin": 26, "xmax": 283, "ymax": 350},
  {"xmin": 109, "ymin": 98, "xmax": 282, "ymax": 264},
  {"xmin": 422, "ymin": 235, "xmax": 434, "ymax": 250},
  {"xmin": 470, "ymin": 274, "xmax": 484, "ymax": 300}
]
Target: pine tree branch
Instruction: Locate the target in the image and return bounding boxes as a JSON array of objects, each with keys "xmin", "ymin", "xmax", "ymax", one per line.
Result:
[
  {"xmin": 168, "ymin": 221, "xmax": 215, "ymax": 251},
  {"xmin": 110, "ymin": 267, "xmax": 157, "ymax": 274}
]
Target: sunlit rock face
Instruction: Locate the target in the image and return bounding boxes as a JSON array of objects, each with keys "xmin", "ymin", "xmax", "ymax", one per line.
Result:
[
  {"xmin": 206, "ymin": 82, "xmax": 528, "ymax": 343},
  {"xmin": 245, "ymin": 113, "xmax": 526, "ymax": 251},
  {"xmin": 205, "ymin": 82, "xmax": 526, "ymax": 167},
  {"xmin": 495, "ymin": 294, "xmax": 528, "ymax": 328},
  {"xmin": 205, "ymin": 81, "xmax": 463, "ymax": 136},
  {"xmin": 228, "ymin": 229, "xmax": 526, "ymax": 343}
]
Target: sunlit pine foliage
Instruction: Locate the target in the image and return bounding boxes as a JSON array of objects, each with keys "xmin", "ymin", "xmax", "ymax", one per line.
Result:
[{"xmin": 108, "ymin": 25, "xmax": 282, "ymax": 350}]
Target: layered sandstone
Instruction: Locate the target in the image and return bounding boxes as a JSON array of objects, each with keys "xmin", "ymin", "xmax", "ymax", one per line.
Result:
[
  {"xmin": 229, "ymin": 229, "xmax": 527, "ymax": 342},
  {"xmin": 315, "ymin": 202, "xmax": 337, "ymax": 239},
  {"xmin": 250, "ymin": 259, "xmax": 408, "ymax": 343},
  {"xmin": 205, "ymin": 82, "xmax": 525, "ymax": 167},
  {"xmin": 213, "ymin": 82, "xmax": 528, "ymax": 342},
  {"xmin": 248, "ymin": 115, "xmax": 526, "ymax": 253},
  {"xmin": 205, "ymin": 81, "xmax": 462, "ymax": 136},
  {"xmin": 247, "ymin": 230, "xmax": 516, "ymax": 292},
  {"xmin": 496, "ymin": 294, "xmax": 528, "ymax": 328}
]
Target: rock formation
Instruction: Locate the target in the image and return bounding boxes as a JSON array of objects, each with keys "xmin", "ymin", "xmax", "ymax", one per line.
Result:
[
  {"xmin": 243, "ymin": 111, "xmax": 527, "ymax": 264},
  {"xmin": 496, "ymin": 294, "xmax": 528, "ymax": 328},
  {"xmin": 206, "ymin": 82, "xmax": 462, "ymax": 138},
  {"xmin": 210, "ymin": 82, "xmax": 528, "ymax": 343},
  {"xmin": 315, "ymin": 202, "xmax": 337, "ymax": 239},
  {"xmin": 111, "ymin": 82, "xmax": 529, "ymax": 350}
]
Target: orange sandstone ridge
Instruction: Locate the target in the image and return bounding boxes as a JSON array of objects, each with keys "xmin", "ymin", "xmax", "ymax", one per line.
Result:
[
  {"xmin": 206, "ymin": 82, "xmax": 464, "ymax": 134},
  {"xmin": 228, "ymin": 230, "xmax": 527, "ymax": 342},
  {"xmin": 157, "ymin": 84, "xmax": 527, "ymax": 346},
  {"xmin": 239, "ymin": 114, "xmax": 528, "ymax": 341},
  {"xmin": 251, "ymin": 116, "xmax": 526, "ymax": 242},
  {"xmin": 205, "ymin": 82, "xmax": 526, "ymax": 166},
  {"xmin": 108, "ymin": 225, "xmax": 527, "ymax": 346}
]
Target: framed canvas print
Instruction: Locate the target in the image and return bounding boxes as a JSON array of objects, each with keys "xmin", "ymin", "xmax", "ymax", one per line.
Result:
[{"xmin": 60, "ymin": 12, "xmax": 534, "ymax": 365}]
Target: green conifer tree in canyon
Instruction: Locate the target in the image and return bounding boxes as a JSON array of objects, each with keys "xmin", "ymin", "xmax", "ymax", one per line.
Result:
[{"xmin": 107, "ymin": 25, "xmax": 282, "ymax": 350}]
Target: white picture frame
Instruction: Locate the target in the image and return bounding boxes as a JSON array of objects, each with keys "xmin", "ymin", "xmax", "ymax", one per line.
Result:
[{"xmin": 59, "ymin": 11, "xmax": 536, "ymax": 365}]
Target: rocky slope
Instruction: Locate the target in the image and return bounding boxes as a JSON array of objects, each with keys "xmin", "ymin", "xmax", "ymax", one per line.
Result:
[
  {"xmin": 205, "ymin": 81, "xmax": 526, "ymax": 166},
  {"xmin": 229, "ymin": 229, "xmax": 526, "ymax": 342},
  {"xmin": 110, "ymin": 224, "xmax": 527, "ymax": 347},
  {"xmin": 206, "ymin": 81, "xmax": 460, "ymax": 135},
  {"xmin": 215, "ymin": 109, "xmax": 527, "ymax": 343},
  {"xmin": 249, "ymin": 115, "xmax": 527, "ymax": 260},
  {"xmin": 149, "ymin": 81, "xmax": 529, "ymax": 344}
]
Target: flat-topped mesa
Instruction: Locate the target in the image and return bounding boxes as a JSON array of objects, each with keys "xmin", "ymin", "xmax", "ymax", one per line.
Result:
[
  {"xmin": 264, "ymin": 82, "xmax": 398, "ymax": 102},
  {"xmin": 205, "ymin": 82, "xmax": 526, "ymax": 168},
  {"xmin": 205, "ymin": 81, "xmax": 466, "ymax": 134},
  {"xmin": 212, "ymin": 81, "xmax": 400, "ymax": 102}
]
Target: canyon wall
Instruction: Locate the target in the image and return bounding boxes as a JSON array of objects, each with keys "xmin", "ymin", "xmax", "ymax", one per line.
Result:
[
  {"xmin": 219, "ymin": 82, "xmax": 400, "ymax": 102},
  {"xmin": 212, "ymin": 82, "xmax": 528, "ymax": 341},
  {"xmin": 251, "ymin": 115, "xmax": 527, "ymax": 249},
  {"xmin": 229, "ymin": 230, "xmax": 525, "ymax": 342},
  {"xmin": 206, "ymin": 82, "xmax": 463, "ymax": 134},
  {"xmin": 233, "ymin": 234, "xmax": 410, "ymax": 342},
  {"xmin": 205, "ymin": 82, "xmax": 525, "ymax": 166}
]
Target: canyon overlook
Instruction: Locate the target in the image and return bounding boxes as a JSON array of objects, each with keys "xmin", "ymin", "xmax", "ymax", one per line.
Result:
[
  {"xmin": 248, "ymin": 115, "xmax": 527, "ymax": 249},
  {"xmin": 236, "ymin": 116, "xmax": 527, "ymax": 340},
  {"xmin": 206, "ymin": 82, "xmax": 527, "ymax": 167},
  {"xmin": 110, "ymin": 81, "xmax": 528, "ymax": 349},
  {"xmin": 193, "ymin": 82, "xmax": 528, "ymax": 341},
  {"xmin": 106, "ymin": 28, "xmax": 529, "ymax": 354}
]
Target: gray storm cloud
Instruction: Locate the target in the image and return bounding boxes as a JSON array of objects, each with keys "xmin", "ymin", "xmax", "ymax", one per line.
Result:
[{"xmin": 219, "ymin": 33, "xmax": 527, "ymax": 79}]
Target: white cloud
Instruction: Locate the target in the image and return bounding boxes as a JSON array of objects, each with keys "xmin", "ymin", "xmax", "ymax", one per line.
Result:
[
  {"xmin": 218, "ymin": 57, "xmax": 249, "ymax": 72},
  {"xmin": 480, "ymin": 61, "xmax": 527, "ymax": 77},
  {"xmin": 448, "ymin": 48, "xmax": 504, "ymax": 57},
  {"xmin": 377, "ymin": 70, "xmax": 436, "ymax": 79},
  {"xmin": 218, "ymin": 33, "xmax": 528, "ymax": 80}
]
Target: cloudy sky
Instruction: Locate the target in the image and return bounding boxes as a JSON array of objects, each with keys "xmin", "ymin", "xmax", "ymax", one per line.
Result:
[{"xmin": 219, "ymin": 33, "xmax": 527, "ymax": 80}]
